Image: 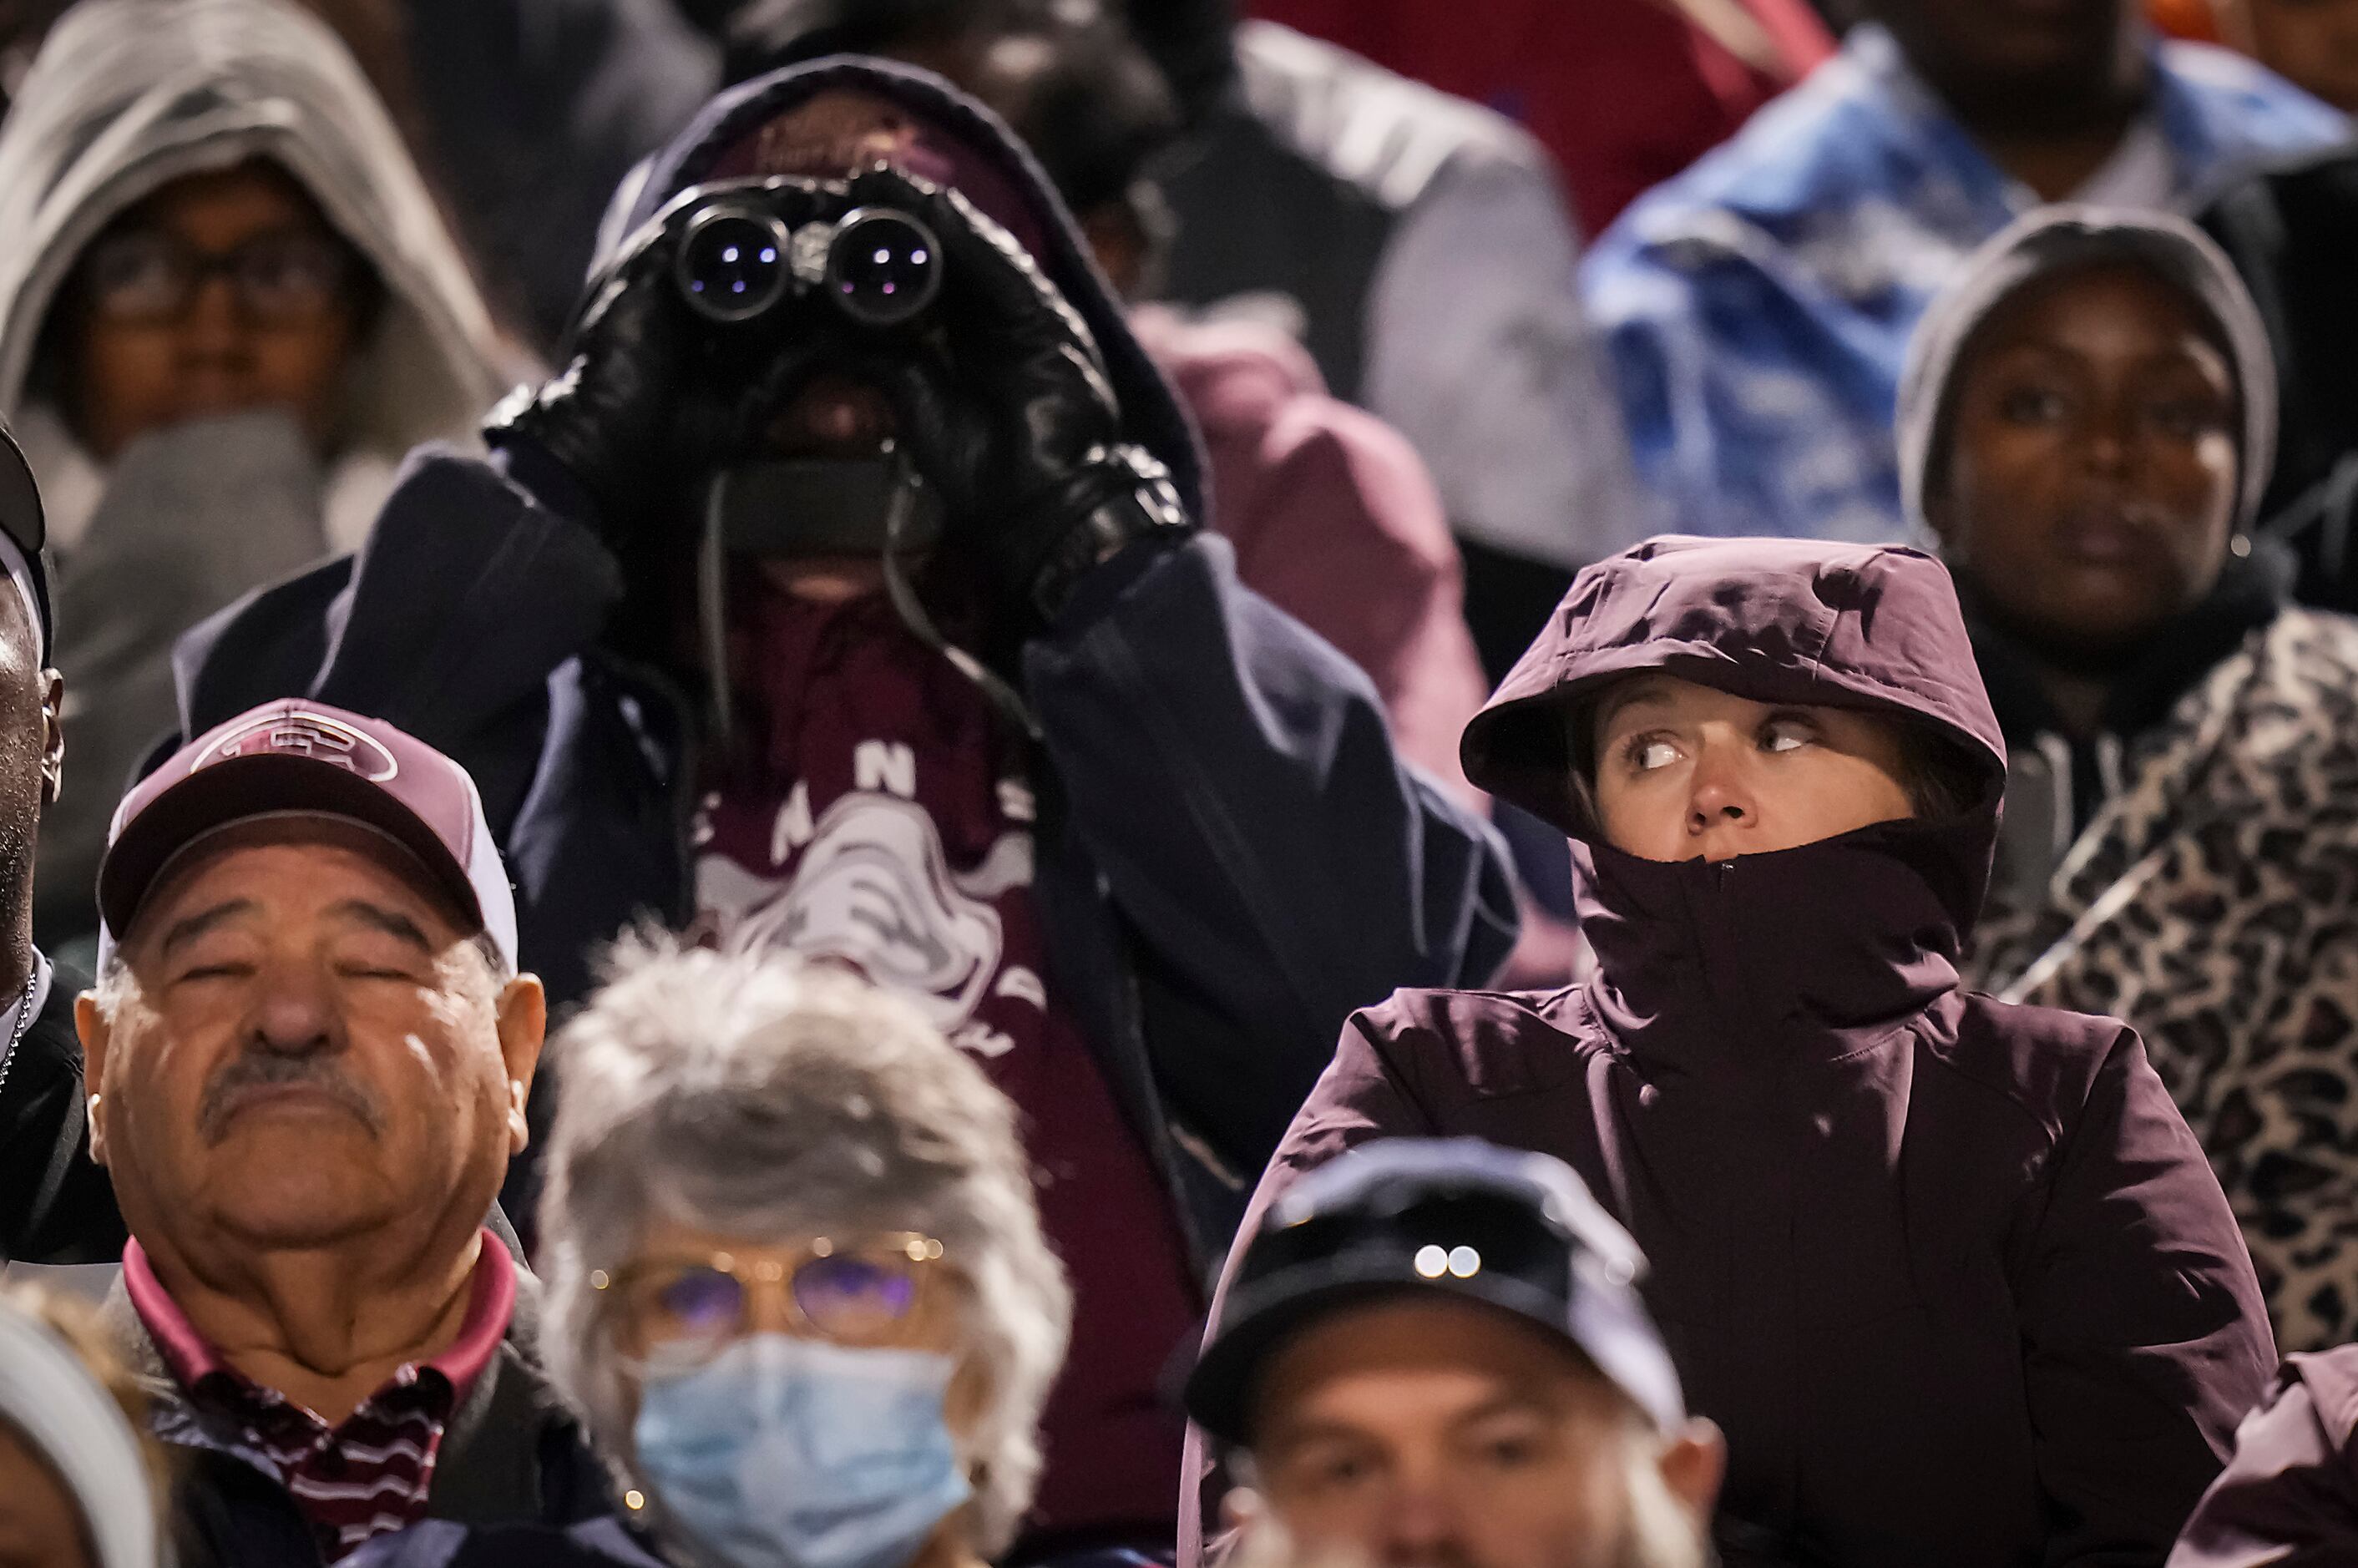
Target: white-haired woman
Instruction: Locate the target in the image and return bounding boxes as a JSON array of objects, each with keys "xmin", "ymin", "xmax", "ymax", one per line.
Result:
[{"xmin": 536, "ymin": 932, "xmax": 1075, "ymax": 1568}]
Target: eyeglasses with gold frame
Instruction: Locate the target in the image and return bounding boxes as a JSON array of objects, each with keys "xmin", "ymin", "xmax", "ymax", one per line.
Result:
[{"xmin": 594, "ymin": 1232, "xmax": 950, "ymax": 1360}]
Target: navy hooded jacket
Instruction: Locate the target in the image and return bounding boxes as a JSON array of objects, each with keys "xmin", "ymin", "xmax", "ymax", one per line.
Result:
[{"xmin": 157, "ymin": 56, "xmax": 1518, "ymax": 1267}]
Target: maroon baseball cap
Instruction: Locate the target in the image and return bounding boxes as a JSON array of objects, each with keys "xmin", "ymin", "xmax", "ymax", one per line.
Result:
[{"xmin": 96, "ymin": 700, "xmax": 518, "ymax": 972}]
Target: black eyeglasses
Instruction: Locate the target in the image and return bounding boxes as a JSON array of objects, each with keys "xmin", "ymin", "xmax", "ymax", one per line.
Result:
[{"xmin": 78, "ymin": 227, "xmax": 357, "ymax": 326}]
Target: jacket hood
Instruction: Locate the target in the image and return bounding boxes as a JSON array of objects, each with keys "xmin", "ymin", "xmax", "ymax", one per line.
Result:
[
  {"xmin": 0, "ymin": 0, "xmax": 507, "ymax": 470},
  {"xmin": 0, "ymin": 1301, "xmax": 159, "ymax": 1568},
  {"xmin": 594, "ymin": 53, "xmax": 1206, "ymax": 523},
  {"xmin": 1897, "ymin": 204, "xmax": 2280, "ymax": 539},
  {"xmin": 1464, "ymin": 535, "xmax": 2008, "ymax": 939}
]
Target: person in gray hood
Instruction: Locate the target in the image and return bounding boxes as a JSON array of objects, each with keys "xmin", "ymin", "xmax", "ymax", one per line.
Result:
[
  {"xmin": 0, "ymin": 0, "xmax": 510, "ymax": 948},
  {"xmin": 1900, "ymin": 205, "xmax": 2358, "ymax": 1352}
]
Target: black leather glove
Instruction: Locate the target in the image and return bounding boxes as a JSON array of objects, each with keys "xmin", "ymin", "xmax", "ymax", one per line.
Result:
[
  {"xmin": 848, "ymin": 165, "xmax": 1193, "ymax": 630},
  {"xmin": 484, "ymin": 179, "xmax": 837, "ymax": 544}
]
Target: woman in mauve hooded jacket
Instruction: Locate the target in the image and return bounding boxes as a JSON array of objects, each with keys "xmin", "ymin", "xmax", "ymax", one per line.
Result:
[{"xmin": 1203, "ymin": 535, "xmax": 2276, "ymax": 1566}]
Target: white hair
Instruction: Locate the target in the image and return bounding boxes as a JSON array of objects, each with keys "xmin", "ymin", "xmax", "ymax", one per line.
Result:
[{"xmin": 537, "ymin": 928, "xmax": 1073, "ymax": 1555}]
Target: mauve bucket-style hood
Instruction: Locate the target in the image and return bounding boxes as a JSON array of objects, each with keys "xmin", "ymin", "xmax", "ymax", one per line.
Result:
[
  {"xmin": 589, "ymin": 53, "xmax": 1207, "ymax": 524},
  {"xmin": 1463, "ymin": 537, "xmax": 2010, "ymax": 1046},
  {"xmin": 1895, "ymin": 205, "xmax": 2280, "ymax": 541}
]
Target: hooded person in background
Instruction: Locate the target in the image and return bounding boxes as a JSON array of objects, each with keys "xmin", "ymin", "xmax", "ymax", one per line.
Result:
[
  {"xmin": 161, "ymin": 54, "xmax": 1515, "ymax": 1555},
  {"xmin": 726, "ymin": 0, "xmax": 1586, "ymax": 986},
  {"xmin": 1191, "ymin": 535, "xmax": 2276, "ymax": 1565},
  {"xmin": 0, "ymin": 0, "xmax": 509, "ymax": 949},
  {"xmin": 1900, "ymin": 208, "xmax": 2358, "ymax": 1350},
  {"xmin": 724, "ymin": 0, "xmax": 1647, "ymax": 684},
  {"xmin": 721, "ymin": 2, "xmax": 1501, "ymax": 841}
]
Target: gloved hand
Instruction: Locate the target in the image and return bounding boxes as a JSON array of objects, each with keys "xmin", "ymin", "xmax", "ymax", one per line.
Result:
[
  {"xmin": 846, "ymin": 165, "xmax": 1192, "ymax": 630},
  {"xmin": 484, "ymin": 178, "xmax": 836, "ymax": 544}
]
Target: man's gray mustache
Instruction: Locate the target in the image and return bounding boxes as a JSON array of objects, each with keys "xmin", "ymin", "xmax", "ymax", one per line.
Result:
[{"xmin": 197, "ymin": 1050, "xmax": 386, "ymax": 1144}]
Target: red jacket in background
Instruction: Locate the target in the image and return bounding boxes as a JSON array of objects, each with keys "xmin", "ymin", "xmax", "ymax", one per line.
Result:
[{"xmin": 1248, "ymin": 0, "xmax": 1833, "ymax": 235}]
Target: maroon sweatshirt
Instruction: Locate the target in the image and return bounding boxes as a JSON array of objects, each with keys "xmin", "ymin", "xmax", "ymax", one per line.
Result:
[{"xmin": 1200, "ymin": 538, "xmax": 2275, "ymax": 1566}]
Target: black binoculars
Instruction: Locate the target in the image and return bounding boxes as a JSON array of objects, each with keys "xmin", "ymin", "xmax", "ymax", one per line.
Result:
[{"xmin": 674, "ymin": 195, "xmax": 944, "ymax": 331}]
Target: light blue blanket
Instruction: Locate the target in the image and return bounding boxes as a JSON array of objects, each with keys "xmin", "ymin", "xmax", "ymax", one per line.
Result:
[{"xmin": 1581, "ymin": 24, "xmax": 2347, "ymax": 546}]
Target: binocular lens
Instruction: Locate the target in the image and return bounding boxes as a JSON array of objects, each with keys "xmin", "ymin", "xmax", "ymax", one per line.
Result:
[
  {"xmin": 679, "ymin": 209, "xmax": 792, "ymax": 323},
  {"xmin": 826, "ymin": 209, "xmax": 943, "ymax": 329}
]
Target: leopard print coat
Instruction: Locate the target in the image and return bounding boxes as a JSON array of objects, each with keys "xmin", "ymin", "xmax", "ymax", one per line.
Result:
[{"xmin": 1969, "ymin": 607, "xmax": 2358, "ymax": 1351}]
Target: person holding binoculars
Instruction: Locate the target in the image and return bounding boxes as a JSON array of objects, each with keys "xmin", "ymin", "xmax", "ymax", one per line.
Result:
[{"xmin": 149, "ymin": 53, "xmax": 1516, "ymax": 1561}]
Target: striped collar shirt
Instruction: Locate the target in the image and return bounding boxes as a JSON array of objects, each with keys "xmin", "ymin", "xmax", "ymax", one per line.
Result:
[{"xmin": 124, "ymin": 1231, "xmax": 515, "ymax": 1562}]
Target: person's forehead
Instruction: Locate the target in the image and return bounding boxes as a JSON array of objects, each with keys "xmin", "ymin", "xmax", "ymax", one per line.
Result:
[
  {"xmin": 1595, "ymin": 674, "xmax": 1766, "ymax": 728},
  {"xmin": 121, "ymin": 159, "xmax": 327, "ymax": 238},
  {"xmin": 1973, "ymin": 260, "xmax": 2224, "ymax": 364},
  {"xmin": 1254, "ymin": 1297, "xmax": 1596, "ymax": 1435},
  {"xmin": 130, "ymin": 817, "xmax": 461, "ymax": 948},
  {"xmin": 634, "ymin": 1214, "xmax": 817, "ymax": 1257},
  {"xmin": 735, "ymin": 89, "xmax": 926, "ymax": 174}
]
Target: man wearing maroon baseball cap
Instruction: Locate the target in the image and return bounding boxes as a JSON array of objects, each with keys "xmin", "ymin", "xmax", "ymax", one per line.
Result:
[
  {"xmin": 76, "ymin": 699, "xmax": 613, "ymax": 1566},
  {"xmin": 94, "ymin": 697, "xmax": 519, "ymax": 973}
]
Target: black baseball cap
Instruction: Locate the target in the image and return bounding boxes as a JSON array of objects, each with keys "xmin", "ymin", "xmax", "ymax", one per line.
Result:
[{"xmin": 1186, "ymin": 1140, "xmax": 1686, "ymax": 1444}]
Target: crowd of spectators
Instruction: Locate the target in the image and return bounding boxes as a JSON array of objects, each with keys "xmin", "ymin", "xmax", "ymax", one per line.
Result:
[{"xmin": 6, "ymin": 0, "xmax": 2358, "ymax": 1565}]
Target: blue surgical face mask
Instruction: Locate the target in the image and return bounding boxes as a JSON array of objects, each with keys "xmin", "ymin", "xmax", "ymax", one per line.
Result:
[{"xmin": 633, "ymin": 1333, "xmax": 974, "ymax": 1568}]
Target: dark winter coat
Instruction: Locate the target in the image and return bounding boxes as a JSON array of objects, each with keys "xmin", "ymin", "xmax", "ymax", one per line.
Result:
[
  {"xmin": 158, "ymin": 58, "xmax": 1515, "ymax": 1267},
  {"xmin": 0, "ymin": 954, "xmax": 124, "ymax": 1264},
  {"xmin": 1198, "ymin": 537, "xmax": 2276, "ymax": 1567}
]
